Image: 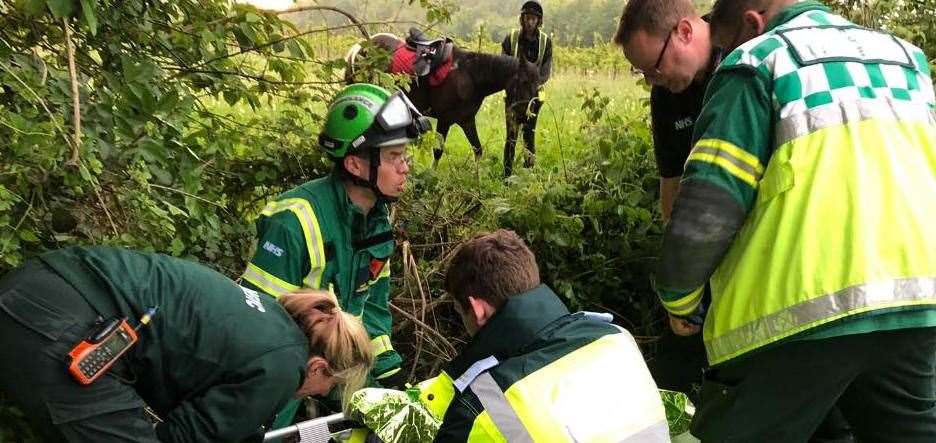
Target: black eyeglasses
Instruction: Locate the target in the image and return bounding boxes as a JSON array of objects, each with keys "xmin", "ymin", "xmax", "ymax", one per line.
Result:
[
  {"xmin": 653, "ymin": 29, "xmax": 674, "ymax": 72},
  {"xmin": 635, "ymin": 27, "xmax": 675, "ymax": 78}
]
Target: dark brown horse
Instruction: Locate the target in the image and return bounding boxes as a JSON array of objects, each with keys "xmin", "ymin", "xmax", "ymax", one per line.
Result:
[{"xmin": 346, "ymin": 33, "xmax": 540, "ymax": 166}]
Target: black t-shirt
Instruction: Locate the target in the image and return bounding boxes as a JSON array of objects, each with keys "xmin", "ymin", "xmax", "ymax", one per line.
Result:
[{"xmin": 650, "ymin": 77, "xmax": 709, "ymax": 178}]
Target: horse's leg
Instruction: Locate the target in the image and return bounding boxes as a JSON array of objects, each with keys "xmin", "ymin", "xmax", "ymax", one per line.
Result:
[
  {"xmin": 521, "ymin": 107, "xmax": 539, "ymax": 168},
  {"xmin": 461, "ymin": 119, "xmax": 483, "ymax": 161},
  {"xmin": 432, "ymin": 121, "xmax": 452, "ymax": 168},
  {"xmin": 503, "ymin": 104, "xmax": 522, "ymax": 178}
]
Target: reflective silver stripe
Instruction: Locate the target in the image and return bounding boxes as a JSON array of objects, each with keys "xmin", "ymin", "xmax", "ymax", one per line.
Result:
[
  {"xmin": 708, "ymin": 277, "xmax": 936, "ymax": 364},
  {"xmin": 510, "ymin": 30, "xmax": 547, "ymax": 66},
  {"xmin": 581, "ymin": 311, "xmax": 613, "ymax": 323},
  {"xmin": 691, "ymin": 145, "xmax": 762, "ymax": 178},
  {"xmin": 469, "ymin": 372, "xmax": 534, "ymax": 443},
  {"xmin": 453, "ymin": 355, "xmax": 499, "ymax": 393},
  {"xmin": 776, "ymin": 98, "xmax": 936, "ymax": 147},
  {"xmin": 619, "ymin": 419, "xmax": 670, "ymax": 443}
]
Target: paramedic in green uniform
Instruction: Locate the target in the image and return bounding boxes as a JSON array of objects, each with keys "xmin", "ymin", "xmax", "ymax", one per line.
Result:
[
  {"xmin": 0, "ymin": 246, "xmax": 373, "ymax": 442},
  {"xmin": 655, "ymin": 0, "xmax": 936, "ymax": 440},
  {"xmin": 242, "ymin": 83, "xmax": 430, "ymax": 386}
]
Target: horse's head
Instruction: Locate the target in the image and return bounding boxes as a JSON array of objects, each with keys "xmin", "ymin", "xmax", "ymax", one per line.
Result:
[{"xmin": 505, "ymin": 60, "xmax": 541, "ymax": 121}]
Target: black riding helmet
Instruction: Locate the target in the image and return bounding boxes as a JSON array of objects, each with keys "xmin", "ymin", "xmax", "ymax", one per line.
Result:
[{"xmin": 521, "ymin": 0, "xmax": 543, "ymax": 17}]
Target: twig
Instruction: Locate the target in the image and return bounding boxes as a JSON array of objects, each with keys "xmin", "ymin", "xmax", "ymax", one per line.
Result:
[
  {"xmin": 0, "ymin": 62, "xmax": 74, "ymax": 155},
  {"xmin": 166, "ymin": 67, "xmax": 344, "ymax": 85},
  {"xmin": 274, "ymin": 6, "xmax": 370, "ymax": 39},
  {"xmin": 63, "ymin": 18, "xmax": 82, "ymax": 166},
  {"xmin": 0, "ymin": 191, "xmax": 35, "ymax": 257},
  {"xmin": 0, "ymin": 117, "xmax": 52, "ymax": 136},
  {"xmin": 544, "ymin": 101, "xmax": 569, "ymax": 182},
  {"xmin": 408, "ymin": 240, "xmax": 459, "ymax": 249},
  {"xmin": 389, "ymin": 302, "xmax": 456, "ymax": 355},
  {"xmin": 94, "ymin": 185, "xmax": 119, "ymax": 237},
  {"xmin": 149, "ymin": 183, "xmax": 230, "ymax": 213}
]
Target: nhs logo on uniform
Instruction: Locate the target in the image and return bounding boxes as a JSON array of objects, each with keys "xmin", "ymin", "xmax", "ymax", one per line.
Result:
[
  {"xmin": 674, "ymin": 117, "xmax": 694, "ymax": 131},
  {"xmin": 241, "ymin": 286, "xmax": 266, "ymax": 313},
  {"xmin": 263, "ymin": 241, "xmax": 284, "ymax": 257}
]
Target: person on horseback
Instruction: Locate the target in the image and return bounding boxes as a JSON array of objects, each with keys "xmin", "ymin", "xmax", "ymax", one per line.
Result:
[
  {"xmin": 501, "ymin": 0, "xmax": 553, "ymax": 177},
  {"xmin": 242, "ymin": 83, "xmax": 430, "ymax": 428}
]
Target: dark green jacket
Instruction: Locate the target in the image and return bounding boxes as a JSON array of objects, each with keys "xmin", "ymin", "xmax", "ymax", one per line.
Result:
[
  {"xmin": 430, "ymin": 285, "xmax": 667, "ymax": 441},
  {"xmin": 41, "ymin": 246, "xmax": 309, "ymax": 442},
  {"xmin": 242, "ymin": 174, "xmax": 401, "ymax": 380}
]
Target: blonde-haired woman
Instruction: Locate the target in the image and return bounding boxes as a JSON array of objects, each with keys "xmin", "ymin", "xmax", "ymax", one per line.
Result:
[
  {"xmin": 0, "ymin": 246, "xmax": 373, "ymax": 442},
  {"xmin": 281, "ymin": 289, "xmax": 372, "ymax": 407}
]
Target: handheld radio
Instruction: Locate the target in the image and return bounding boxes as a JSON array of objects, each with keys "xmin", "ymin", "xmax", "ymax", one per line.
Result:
[{"xmin": 67, "ymin": 307, "xmax": 157, "ymax": 385}]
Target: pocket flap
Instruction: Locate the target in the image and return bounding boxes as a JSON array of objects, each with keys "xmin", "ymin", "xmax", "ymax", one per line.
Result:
[
  {"xmin": 0, "ymin": 289, "xmax": 76, "ymax": 341},
  {"xmin": 44, "ymin": 378, "xmax": 145, "ymax": 425}
]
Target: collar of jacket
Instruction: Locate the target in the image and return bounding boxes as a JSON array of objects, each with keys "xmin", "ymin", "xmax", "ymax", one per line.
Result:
[
  {"xmin": 326, "ymin": 173, "xmax": 390, "ymax": 237},
  {"xmin": 767, "ymin": 0, "xmax": 830, "ymax": 32},
  {"xmin": 446, "ymin": 284, "xmax": 569, "ymax": 377}
]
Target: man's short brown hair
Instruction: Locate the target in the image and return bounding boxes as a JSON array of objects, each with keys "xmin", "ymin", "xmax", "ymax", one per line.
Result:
[
  {"xmin": 613, "ymin": 0, "xmax": 698, "ymax": 47},
  {"xmin": 444, "ymin": 229, "xmax": 540, "ymax": 310},
  {"xmin": 710, "ymin": 0, "xmax": 771, "ymax": 44}
]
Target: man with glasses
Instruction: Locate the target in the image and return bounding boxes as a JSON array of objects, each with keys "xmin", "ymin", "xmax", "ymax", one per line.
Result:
[
  {"xmin": 243, "ymin": 84, "xmax": 429, "ymax": 404},
  {"xmin": 657, "ymin": 0, "xmax": 936, "ymax": 441},
  {"xmin": 614, "ymin": 2, "xmax": 855, "ymax": 441},
  {"xmin": 614, "ymin": 0, "xmax": 716, "ymax": 224},
  {"xmin": 612, "ymin": 0, "xmax": 715, "ymax": 405}
]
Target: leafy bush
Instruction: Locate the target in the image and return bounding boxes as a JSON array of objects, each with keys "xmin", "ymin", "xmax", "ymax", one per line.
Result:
[
  {"xmin": 390, "ymin": 87, "xmax": 666, "ymax": 380},
  {"xmin": 0, "ymin": 0, "xmax": 343, "ymax": 273}
]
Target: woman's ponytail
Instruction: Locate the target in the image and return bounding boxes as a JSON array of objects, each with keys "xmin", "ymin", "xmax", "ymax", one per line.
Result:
[{"xmin": 280, "ymin": 290, "xmax": 373, "ymax": 410}]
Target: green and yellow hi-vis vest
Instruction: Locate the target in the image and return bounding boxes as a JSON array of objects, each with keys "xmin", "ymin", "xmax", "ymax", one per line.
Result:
[
  {"xmin": 508, "ymin": 29, "xmax": 548, "ymax": 67},
  {"xmin": 420, "ymin": 286, "xmax": 669, "ymax": 442},
  {"xmin": 669, "ymin": 3, "xmax": 936, "ymax": 365}
]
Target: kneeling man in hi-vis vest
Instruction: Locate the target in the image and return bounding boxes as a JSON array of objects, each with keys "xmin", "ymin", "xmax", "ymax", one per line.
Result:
[
  {"xmin": 656, "ymin": 0, "xmax": 936, "ymax": 441},
  {"xmin": 421, "ymin": 229, "xmax": 669, "ymax": 442}
]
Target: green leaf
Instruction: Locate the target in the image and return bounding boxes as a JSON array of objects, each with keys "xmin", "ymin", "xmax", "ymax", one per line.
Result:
[
  {"xmin": 223, "ymin": 89, "xmax": 240, "ymax": 106},
  {"xmin": 626, "ymin": 190, "xmax": 642, "ymax": 206},
  {"xmin": 287, "ymin": 40, "xmax": 305, "ymax": 59},
  {"xmin": 17, "ymin": 0, "xmax": 46, "ymax": 17},
  {"xmin": 78, "ymin": 164, "xmax": 93, "ymax": 181},
  {"xmin": 18, "ymin": 230, "xmax": 39, "ymax": 242},
  {"xmin": 238, "ymin": 23, "xmax": 258, "ymax": 46},
  {"xmin": 46, "ymin": 0, "xmax": 73, "ymax": 17},
  {"xmin": 271, "ymin": 34, "xmax": 285, "ymax": 53},
  {"xmin": 79, "ymin": 0, "xmax": 98, "ymax": 35},
  {"xmin": 163, "ymin": 200, "xmax": 188, "ymax": 217},
  {"xmin": 169, "ymin": 237, "xmax": 186, "ymax": 256},
  {"xmin": 245, "ymin": 12, "xmax": 261, "ymax": 23}
]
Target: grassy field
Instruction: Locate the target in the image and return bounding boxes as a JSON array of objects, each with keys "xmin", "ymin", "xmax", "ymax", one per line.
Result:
[{"xmin": 416, "ymin": 69, "xmax": 650, "ymax": 179}]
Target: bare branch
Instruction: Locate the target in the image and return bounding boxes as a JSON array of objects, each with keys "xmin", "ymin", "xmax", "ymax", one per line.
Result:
[{"xmin": 274, "ymin": 6, "xmax": 370, "ymax": 39}]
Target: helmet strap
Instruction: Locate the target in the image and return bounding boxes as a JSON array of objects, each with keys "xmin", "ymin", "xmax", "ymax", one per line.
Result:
[
  {"xmin": 367, "ymin": 146, "xmax": 397, "ymax": 203},
  {"xmin": 339, "ymin": 147, "xmax": 397, "ymax": 204}
]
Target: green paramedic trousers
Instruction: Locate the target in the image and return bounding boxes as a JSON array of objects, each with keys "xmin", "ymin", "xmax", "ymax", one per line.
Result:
[{"xmin": 691, "ymin": 327, "xmax": 936, "ymax": 443}]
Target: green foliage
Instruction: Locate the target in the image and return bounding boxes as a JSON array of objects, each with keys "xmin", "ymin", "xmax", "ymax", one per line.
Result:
[
  {"xmin": 0, "ymin": 397, "xmax": 38, "ymax": 442},
  {"xmin": 0, "ymin": 0, "xmax": 345, "ymax": 272},
  {"xmin": 396, "ymin": 86, "xmax": 663, "ymax": 350}
]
